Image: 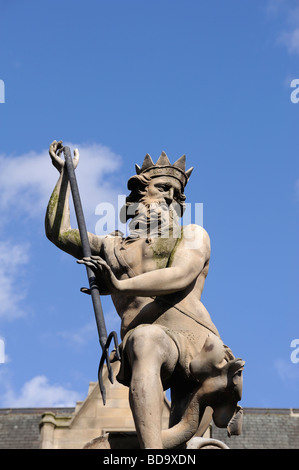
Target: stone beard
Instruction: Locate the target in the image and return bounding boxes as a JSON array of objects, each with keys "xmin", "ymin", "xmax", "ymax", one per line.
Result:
[{"xmin": 126, "ymin": 199, "xmax": 182, "ymax": 240}]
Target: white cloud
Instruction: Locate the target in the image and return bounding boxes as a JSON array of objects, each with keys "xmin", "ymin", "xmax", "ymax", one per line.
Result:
[
  {"xmin": 266, "ymin": 0, "xmax": 299, "ymax": 55},
  {"xmin": 265, "ymin": 0, "xmax": 290, "ymax": 18},
  {"xmin": 0, "ymin": 142, "xmax": 124, "ymax": 229},
  {"xmin": 57, "ymin": 321, "xmax": 96, "ymax": 347},
  {"xmin": 0, "ymin": 142, "xmax": 124, "ymax": 319},
  {"xmin": 1, "ymin": 375, "xmax": 82, "ymax": 407},
  {"xmin": 56, "ymin": 312, "xmax": 121, "ymax": 348},
  {"xmin": 0, "ymin": 240, "xmax": 30, "ymax": 319},
  {"xmin": 279, "ymin": 28, "xmax": 299, "ymax": 54},
  {"xmin": 274, "ymin": 358, "xmax": 299, "ymax": 384}
]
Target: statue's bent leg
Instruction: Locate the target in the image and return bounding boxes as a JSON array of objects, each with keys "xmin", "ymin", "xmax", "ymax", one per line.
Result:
[{"xmin": 126, "ymin": 325, "xmax": 179, "ymax": 449}]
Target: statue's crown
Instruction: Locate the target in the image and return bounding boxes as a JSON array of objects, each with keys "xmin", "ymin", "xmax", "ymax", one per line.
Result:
[{"xmin": 135, "ymin": 152, "xmax": 193, "ymax": 188}]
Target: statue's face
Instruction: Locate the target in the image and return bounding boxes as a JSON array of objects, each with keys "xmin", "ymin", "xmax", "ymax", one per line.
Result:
[
  {"xmin": 127, "ymin": 176, "xmax": 183, "ymax": 238},
  {"xmin": 145, "ymin": 176, "xmax": 182, "ymax": 206}
]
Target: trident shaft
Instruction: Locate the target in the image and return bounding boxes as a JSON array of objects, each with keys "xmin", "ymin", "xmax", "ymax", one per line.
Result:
[{"xmin": 63, "ymin": 146, "xmax": 120, "ymax": 405}]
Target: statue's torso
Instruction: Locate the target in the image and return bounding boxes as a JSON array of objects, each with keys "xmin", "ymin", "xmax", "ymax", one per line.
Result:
[{"xmin": 101, "ymin": 233, "xmax": 216, "ymax": 340}]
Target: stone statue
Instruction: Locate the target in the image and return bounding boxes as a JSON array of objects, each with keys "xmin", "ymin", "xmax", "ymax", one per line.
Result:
[{"xmin": 45, "ymin": 140, "xmax": 245, "ymax": 449}]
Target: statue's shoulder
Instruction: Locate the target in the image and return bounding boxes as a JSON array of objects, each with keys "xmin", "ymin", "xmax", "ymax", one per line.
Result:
[
  {"xmin": 181, "ymin": 223, "xmax": 210, "ymax": 239},
  {"xmin": 180, "ymin": 224, "xmax": 211, "ymax": 251}
]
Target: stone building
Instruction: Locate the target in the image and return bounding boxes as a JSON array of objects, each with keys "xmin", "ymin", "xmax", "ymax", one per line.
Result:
[{"xmin": 0, "ymin": 363, "xmax": 298, "ymax": 449}]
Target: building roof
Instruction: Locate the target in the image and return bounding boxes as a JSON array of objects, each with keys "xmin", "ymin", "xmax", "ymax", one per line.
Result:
[
  {"xmin": 0, "ymin": 408, "xmax": 74, "ymax": 449},
  {"xmin": 212, "ymin": 408, "xmax": 299, "ymax": 449},
  {"xmin": 1, "ymin": 406, "xmax": 298, "ymax": 449}
]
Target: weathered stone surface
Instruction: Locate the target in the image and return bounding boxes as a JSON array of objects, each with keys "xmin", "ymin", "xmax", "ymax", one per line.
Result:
[{"xmin": 45, "ymin": 142, "xmax": 245, "ymax": 449}]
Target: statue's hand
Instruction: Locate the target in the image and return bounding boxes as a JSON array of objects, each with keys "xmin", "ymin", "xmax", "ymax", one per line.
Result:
[
  {"xmin": 77, "ymin": 256, "xmax": 121, "ymax": 294},
  {"xmin": 49, "ymin": 140, "xmax": 79, "ymax": 173}
]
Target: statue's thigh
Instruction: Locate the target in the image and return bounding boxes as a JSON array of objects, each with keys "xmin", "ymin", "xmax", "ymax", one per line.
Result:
[{"xmin": 126, "ymin": 325, "xmax": 179, "ymax": 373}]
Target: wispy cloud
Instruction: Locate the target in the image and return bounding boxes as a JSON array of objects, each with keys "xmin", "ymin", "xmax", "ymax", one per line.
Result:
[
  {"xmin": 265, "ymin": 0, "xmax": 290, "ymax": 18},
  {"xmin": 57, "ymin": 321, "xmax": 96, "ymax": 347},
  {"xmin": 0, "ymin": 142, "xmax": 124, "ymax": 319},
  {"xmin": 266, "ymin": 0, "xmax": 299, "ymax": 55},
  {"xmin": 274, "ymin": 358, "xmax": 299, "ymax": 384},
  {"xmin": 0, "ymin": 142, "xmax": 124, "ymax": 229},
  {"xmin": 0, "ymin": 241, "xmax": 30, "ymax": 319},
  {"xmin": 0, "ymin": 374, "xmax": 82, "ymax": 407},
  {"xmin": 279, "ymin": 28, "xmax": 299, "ymax": 54},
  {"xmin": 56, "ymin": 313, "xmax": 121, "ymax": 349}
]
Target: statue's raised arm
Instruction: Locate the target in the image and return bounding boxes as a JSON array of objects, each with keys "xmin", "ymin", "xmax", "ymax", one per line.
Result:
[{"xmin": 45, "ymin": 140, "xmax": 103, "ymax": 259}]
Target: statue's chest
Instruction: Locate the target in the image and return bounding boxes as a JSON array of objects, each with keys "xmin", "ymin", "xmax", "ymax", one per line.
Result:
[{"xmin": 106, "ymin": 237, "xmax": 177, "ymax": 277}]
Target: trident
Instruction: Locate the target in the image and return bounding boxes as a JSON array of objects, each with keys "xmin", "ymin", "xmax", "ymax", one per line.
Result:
[{"xmin": 63, "ymin": 146, "xmax": 120, "ymax": 405}]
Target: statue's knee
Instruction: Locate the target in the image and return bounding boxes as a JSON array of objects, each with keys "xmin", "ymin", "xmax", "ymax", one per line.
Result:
[{"xmin": 127, "ymin": 326, "xmax": 165, "ymax": 361}]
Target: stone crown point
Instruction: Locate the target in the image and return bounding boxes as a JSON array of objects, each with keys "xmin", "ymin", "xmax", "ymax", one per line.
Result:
[{"xmin": 135, "ymin": 152, "xmax": 193, "ymax": 188}]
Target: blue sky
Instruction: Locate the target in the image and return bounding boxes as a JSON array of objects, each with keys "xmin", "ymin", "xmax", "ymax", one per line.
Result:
[{"xmin": 0, "ymin": 0, "xmax": 298, "ymax": 410}]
